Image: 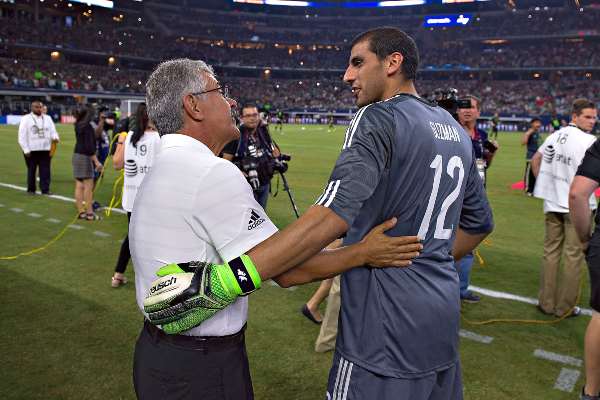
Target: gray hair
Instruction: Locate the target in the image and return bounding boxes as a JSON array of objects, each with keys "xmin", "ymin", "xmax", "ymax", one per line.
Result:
[{"xmin": 145, "ymin": 58, "xmax": 214, "ymax": 135}]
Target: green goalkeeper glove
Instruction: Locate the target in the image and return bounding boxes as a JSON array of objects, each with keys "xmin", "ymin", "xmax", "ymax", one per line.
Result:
[{"xmin": 143, "ymin": 255, "xmax": 262, "ymax": 334}]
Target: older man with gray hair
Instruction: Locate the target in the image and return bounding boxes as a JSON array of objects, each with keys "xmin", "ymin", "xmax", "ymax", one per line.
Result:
[{"xmin": 130, "ymin": 59, "xmax": 421, "ymax": 399}]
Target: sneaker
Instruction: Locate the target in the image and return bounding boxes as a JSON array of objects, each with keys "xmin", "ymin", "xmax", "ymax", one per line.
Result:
[
  {"xmin": 565, "ymin": 306, "xmax": 582, "ymax": 318},
  {"xmin": 461, "ymin": 292, "xmax": 481, "ymax": 303},
  {"xmin": 111, "ymin": 275, "xmax": 128, "ymax": 288},
  {"xmin": 581, "ymin": 387, "xmax": 600, "ymax": 399}
]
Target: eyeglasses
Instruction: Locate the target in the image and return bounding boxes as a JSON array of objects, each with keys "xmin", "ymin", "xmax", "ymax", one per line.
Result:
[{"xmin": 190, "ymin": 84, "xmax": 230, "ymax": 99}]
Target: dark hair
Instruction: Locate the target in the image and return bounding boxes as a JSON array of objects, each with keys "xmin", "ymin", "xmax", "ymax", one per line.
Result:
[
  {"xmin": 130, "ymin": 103, "xmax": 149, "ymax": 148},
  {"xmin": 241, "ymin": 104, "xmax": 258, "ymax": 115},
  {"xmin": 351, "ymin": 27, "xmax": 419, "ymax": 81},
  {"xmin": 73, "ymin": 104, "xmax": 94, "ymax": 129},
  {"xmin": 572, "ymin": 98, "xmax": 596, "ymax": 116},
  {"xmin": 530, "ymin": 117, "xmax": 542, "ymax": 124}
]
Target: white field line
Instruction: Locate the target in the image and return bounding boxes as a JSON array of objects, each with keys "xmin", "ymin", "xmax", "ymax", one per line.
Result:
[
  {"xmin": 93, "ymin": 230, "xmax": 111, "ymax": 238},
  {"xmin": 470, "ymin": 285, "xmax": 593, "ymax": 317},
  {"xmin": 533, "ymin": 349, "xmax": 583, "ymax": 368},
  {"xmin": 553, "ymin": 368, "xmax": 580, "ymax": 393},
  {"xmin": 459, "ymin": 329, "xmax": 494, "ymax": 344},
  {"xmin": 0, "ymin": 182, "xmax": 127, "ymax": 215}
]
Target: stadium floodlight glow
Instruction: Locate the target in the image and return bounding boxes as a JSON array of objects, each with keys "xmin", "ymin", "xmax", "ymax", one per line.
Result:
[
  {"xmin": 378, "ymin": 0, "xmax": 426, "ymax": 6},
  {"xmin": 264, "ymin": 0, "xmax": 311, "ymax": 5},
  {"xmin": 423, "ymin": 13, "xmax": 472, "ymax": 27},
  {"xmin": 70, "ymin": 0, "xmax": 113, "ymax": 8}
]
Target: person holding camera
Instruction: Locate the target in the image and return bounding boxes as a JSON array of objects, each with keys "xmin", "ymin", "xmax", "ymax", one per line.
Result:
[
  {"xmin": 455, "ymin": 94, "xmax": 499, "ymax": 304},
  {"xmin": 222, "ymin": 104, "xmax": 280, "ymax": 210}
]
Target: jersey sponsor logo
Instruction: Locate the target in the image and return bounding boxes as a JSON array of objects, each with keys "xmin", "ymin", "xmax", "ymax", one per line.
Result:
[
  {"xmin": 124, "ymin": 159, "xmax": 152, "ymax": 177},
  {"xmin": 429, "ymin": 121, "xmax": 461, "ymax": 142},
  {"xmin": 124, "ymin": 159, "xmax": 138, "ymax": 177},
  {"xmin": 148, "ymin": 276, "xmax": 177, "ymax": 294},
  {"xmin": 543, "ymin": 145, "xmax": 556, "ymax": 163},
  {"xmin": 248, "ymin": 209, "xmax": 265, "ymax": 230}
]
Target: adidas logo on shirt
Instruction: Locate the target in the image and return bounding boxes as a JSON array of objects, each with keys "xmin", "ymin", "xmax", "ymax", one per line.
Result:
[{"xmin": 248, "ymin": 209, "xmax": 265, "ymax": 230}]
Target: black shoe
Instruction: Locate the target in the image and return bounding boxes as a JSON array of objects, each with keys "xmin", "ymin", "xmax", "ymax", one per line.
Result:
[
  {"xmin": 92, "ymin": 201, "xmax": 101, "ymax": 211},
  {"xmin": 581, "ymin": 386, "xmax": 600, "ymax": 399},
  {"xmin": 461, "ymin": 292, "xmax": 481, "ymax": 303},
  {"xmin": 41, "ymin": 191, "xmax": 53, "ymax": 196},
  {"xmin": 300, "ymin": 304, "xmax": 322, "ymax": 325}
]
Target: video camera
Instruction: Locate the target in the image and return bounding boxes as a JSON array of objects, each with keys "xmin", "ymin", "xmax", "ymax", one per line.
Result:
[
  {"xmin": 97, "ymin": 106, "xmax": 116, "ymax": 130},
  {"xmin": 272, "ymin": 154, "xmax": 291, "ymax": 174},
  {"xmin": 428, "ymin": 88, "xmax": 472, "ymax": 121}
]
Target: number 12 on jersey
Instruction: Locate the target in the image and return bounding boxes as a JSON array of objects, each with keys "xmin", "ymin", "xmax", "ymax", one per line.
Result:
[{"xmin": 417, "ymin": 154, "xmax": 465, "ymax": 240}]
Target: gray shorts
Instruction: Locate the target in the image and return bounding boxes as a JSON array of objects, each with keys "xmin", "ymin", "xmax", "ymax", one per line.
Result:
[
  {"xmin": 326, "ymin": 352, "xmax": 463, "ymax": 400},
  {"xmin": 72, "ymin": 152, "xmax": 94, "ymax": 180}
]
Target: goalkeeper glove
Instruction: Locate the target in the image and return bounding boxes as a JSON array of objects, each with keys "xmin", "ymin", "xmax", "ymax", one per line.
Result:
[{"xmin": 143, "ymin": 255, "xmax": 261, "ymax": 334}]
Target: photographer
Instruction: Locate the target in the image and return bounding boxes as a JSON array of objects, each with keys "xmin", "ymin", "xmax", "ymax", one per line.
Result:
[
  {"xmin": 455, "ymin": 94, "xmax": 499, "ymax": 304},
  {"xmin": 222, "ymin": 104, "xmax": 280, "ymax": 209}
]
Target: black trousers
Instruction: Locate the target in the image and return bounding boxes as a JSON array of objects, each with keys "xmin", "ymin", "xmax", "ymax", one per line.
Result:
[
  {"xmin": 26, "ymin": 151, "xmax": 51, "ymax": 193},
  {"xmin": 133, "ymin": 321, "xmax": 253, "ymax": 400},
  {"xmin": 114, "ymin": 212, "xmax": 132, "ymax": 274},
  {"xmin": 524, "ymin": 160, "xmax": 536, "ymax": 194}
]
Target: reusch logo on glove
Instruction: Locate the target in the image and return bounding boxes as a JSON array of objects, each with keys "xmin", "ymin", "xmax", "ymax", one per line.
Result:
[
  {"xmin": 149, "ymin": 276, "xmax": 177, "ymax": 294},
  {"xmin": 247, "ymin": 209, "xmax": 265, "ymax": 230}
]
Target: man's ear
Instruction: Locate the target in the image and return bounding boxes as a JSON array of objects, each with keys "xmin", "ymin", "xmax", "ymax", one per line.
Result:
[
  {"xmin": 182, "ymin": 94, "xmax": 205, "ymax": 122},
  {"xmin": 386, "ymin": 52, "xmax": 403, "ymax": 77}
]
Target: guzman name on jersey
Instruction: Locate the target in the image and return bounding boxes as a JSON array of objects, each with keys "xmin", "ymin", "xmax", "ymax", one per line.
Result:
[{"xmin": 429, "ymin": 121, "xmax": 462, "ymax": 143}]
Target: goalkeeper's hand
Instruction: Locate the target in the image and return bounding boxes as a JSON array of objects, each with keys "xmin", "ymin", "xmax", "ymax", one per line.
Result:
[{"xmin": 143, "ymin": 255, "xmax": 262, "ymax": 334}]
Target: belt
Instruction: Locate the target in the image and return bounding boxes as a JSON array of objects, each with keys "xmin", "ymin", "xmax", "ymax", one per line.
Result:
[{"xmin": 144, "ymin": 320, "xmax": 245, "ymax": 351}]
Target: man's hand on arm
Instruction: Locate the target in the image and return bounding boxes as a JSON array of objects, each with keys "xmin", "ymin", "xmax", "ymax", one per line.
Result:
[{"xmin": 272, "ymin": 217, "xmax": 422, "ymax": 287}]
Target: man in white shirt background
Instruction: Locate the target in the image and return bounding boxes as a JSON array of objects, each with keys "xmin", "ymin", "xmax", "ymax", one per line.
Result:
[
  {"xmin": 17, "ymin": 100, "xmax": 60, "ymax": 195},
  {"xmin": 532, "ymin": 98, "xmax": 598, "ymax": 318}
]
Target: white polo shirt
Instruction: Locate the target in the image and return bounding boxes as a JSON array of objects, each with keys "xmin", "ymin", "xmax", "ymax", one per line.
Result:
[
  {"xmin": 534, "ymin": 125, "xmax": 597, "ymax": 213},
  {"xmin": 17, "ymin": 113, "xmax": 59, "ymax": 153},
  {"xmin": 129, "ymin": 133, "xmax": 278, "ymax": 337}
]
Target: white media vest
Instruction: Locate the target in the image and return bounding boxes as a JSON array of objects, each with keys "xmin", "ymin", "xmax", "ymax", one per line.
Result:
[{"xmin": 534, "ymin": 124, "xmax": 597, "ymax": 213}]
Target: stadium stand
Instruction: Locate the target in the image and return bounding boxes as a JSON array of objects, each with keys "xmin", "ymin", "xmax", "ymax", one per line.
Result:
[{"xmin": 0, "ymin": 0, "xmax": 598, "ymax": 118}]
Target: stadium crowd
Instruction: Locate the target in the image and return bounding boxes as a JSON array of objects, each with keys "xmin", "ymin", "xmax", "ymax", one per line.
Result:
[{"xmin": 2, "ymin": 55, "xmax": 598, "ymax": 116}]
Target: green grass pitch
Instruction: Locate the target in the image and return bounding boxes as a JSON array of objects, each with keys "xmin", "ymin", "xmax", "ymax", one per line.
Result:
[{"xmin": 0, "ymin": 123, "xmax": 591, "ymax": 399}]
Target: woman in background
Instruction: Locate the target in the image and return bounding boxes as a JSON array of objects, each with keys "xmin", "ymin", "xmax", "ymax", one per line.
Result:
[
  {"xmin": 72, "ymin": 104, "xmax": 103, "ymax": 220},
  {"xmin": 110, "ymin": 103, "xmax": 160, "ymax": 288}
]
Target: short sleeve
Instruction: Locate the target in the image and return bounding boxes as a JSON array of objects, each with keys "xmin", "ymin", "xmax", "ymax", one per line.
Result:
[
  {"xmin": 536, "ymin": 133, "xmax": 555, "ymax": 156},
  {"xmin": 192, "ymin": 161, "xmax": 278, "ymax": 262},
  {"xmin": 577, "ymin": 140, "xmax": 600, "ymax": 183},
  {"xmin": 315, "ymin": 104, "xmax": 394, "ymax": 228},
  {"xmin": 459, "ymin": 154, "xmax": 494, "ymax": 234}
]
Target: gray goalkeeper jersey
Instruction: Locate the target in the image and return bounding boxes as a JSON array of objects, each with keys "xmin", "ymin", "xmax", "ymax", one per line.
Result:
[{"xmin": 316, "ymin": 94, "xmax": 493, "ymax": 378}]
